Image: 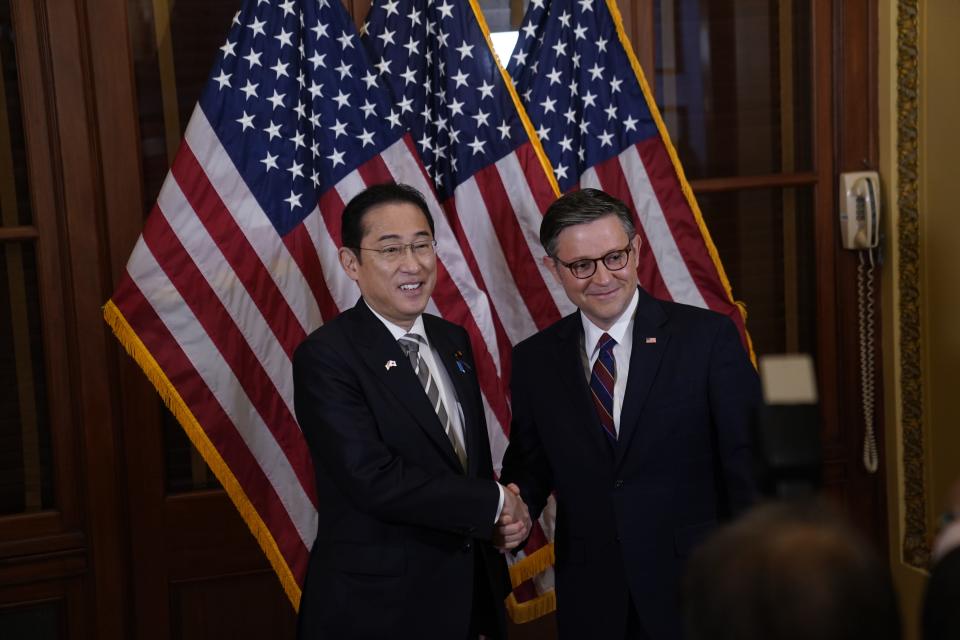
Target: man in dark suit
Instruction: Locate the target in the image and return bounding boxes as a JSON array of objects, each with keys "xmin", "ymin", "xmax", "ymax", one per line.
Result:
[
  {"xmin": 500, "ymin": 188, "xmax": 760, "ymax": 639},
  {"xmin": 293, "ymin": 183, "xmax": 530, "ymax": 639}
]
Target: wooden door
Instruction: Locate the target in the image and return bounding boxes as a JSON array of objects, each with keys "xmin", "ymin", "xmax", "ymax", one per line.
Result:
[
  {"xmin": 0, "ymin": 0, "xmax": 145, "ymax": 635},
  {"xmin": 636, "ymin": 0, "xmax": 886, "ymax": 545}
]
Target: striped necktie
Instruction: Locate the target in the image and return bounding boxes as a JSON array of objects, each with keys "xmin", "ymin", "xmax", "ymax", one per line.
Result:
[
  {"xmin": 590, "ymin": 332, "xmax": 618, "ymax": 442},
  {"xmin": 398, "ymin": 334, "xmax": 467, "ymax": 469}
]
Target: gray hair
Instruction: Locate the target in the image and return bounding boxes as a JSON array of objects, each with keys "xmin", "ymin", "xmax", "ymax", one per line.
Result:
[{"xmin": 539, "ymin": 188, "xmax": 636, "ymax": 256}]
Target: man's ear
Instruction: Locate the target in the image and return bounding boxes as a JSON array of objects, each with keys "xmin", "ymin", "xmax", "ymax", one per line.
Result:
[
  {"xmin": 339, "ymin": 247, "xmax": 360, "ymax": 282},
  {"xmin": 542, "ymin": 254, "xmax": 562, "ymax": 285}
]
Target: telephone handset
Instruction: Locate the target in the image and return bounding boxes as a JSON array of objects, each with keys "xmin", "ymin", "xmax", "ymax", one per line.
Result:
[
  {"xmin": 839, "ymin": 171, "xmax": 881, "ymax": 474},
  {"xmin": 840, "ymin": 172, "xmax": 881, "ymax": 252}
]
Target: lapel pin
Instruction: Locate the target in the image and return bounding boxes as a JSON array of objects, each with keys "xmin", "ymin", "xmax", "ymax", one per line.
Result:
[
  {"xmin": 385, "ymin": 360, "xmax": 397, "ymax": 370},
  {"xmin": 645, "ymin": 337, "xmax": 657, "ymax": 344},
  {"xmin": 453, "ymin": 350, "xmax": 472, "ymax": 373}
]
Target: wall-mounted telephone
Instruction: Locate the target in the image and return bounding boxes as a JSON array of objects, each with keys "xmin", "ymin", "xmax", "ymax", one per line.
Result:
[
  {"xmin": 839, "ymin": 171, "xmax": 881, "ymax": 474},
  {"xmin": 840, "ymin": 171, "xmax": 880, "ymax": 251}
]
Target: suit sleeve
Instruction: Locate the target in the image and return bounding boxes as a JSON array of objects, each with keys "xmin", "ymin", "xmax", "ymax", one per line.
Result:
[
  {"xmin": 293, "ymin": 336, "xmax": 500, "ymax": 539},
  {"xmin": 500, "ymin": 343, "xmax": 554, "ymax": 522},
  {"xmin": 708, "ymin": 317, "xmax": 760, "ymax": 517}
]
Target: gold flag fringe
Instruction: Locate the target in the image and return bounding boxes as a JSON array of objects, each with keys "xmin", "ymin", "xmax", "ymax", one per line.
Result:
[
  {"xmin": 506, "ymin": 589, "xmax": 558, "ymax": 623},
  {"xmin": 102, "ymin": 300, "xmax": 303, "ymax": 610},
  {"xmin": 509, "ymin": 543, "xmax": 555, "ymax": 588},
  {"xmin": 503, "ymin": 544, "xmax": 557, "ymax": 622}
]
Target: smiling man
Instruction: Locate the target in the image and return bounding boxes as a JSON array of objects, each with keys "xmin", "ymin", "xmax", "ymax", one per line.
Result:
[
  {"xmin": 499, "ymin": 188, "xmax": 760, "ymax": 640},
  {"xmin": 292, "ymin": 183, "xmax": 529, "ymax": 639}
]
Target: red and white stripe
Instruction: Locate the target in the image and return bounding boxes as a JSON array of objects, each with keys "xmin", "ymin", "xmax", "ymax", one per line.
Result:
[
  {"xmin": 184, "ymin": 112, "xmax": 322, "ymax": 335},
  {"xmin": 119, "ymin": 232, "xmax": 318, "ymax": 548},
  {"xmin": 495, "ymin": 145, "xmax": 572, "ymax": 311},
  {"xmin": 442, "ymin": 148, "xmax": 574, "ymax": 345}
]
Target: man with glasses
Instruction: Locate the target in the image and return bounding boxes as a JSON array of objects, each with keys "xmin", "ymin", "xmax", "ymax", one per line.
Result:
[
  {"xmin": 293, "ymin": 183, "xmax": 529, "ymax": 639},
  {"xmin": 500, "ymin": 188, "xmax": 760, "ymax": 640}
]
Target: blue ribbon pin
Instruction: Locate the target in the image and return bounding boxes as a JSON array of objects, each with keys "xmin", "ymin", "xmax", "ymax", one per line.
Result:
[{"xmin": 454, "ymin": 350, "xmax": 471, "ymax": 373}]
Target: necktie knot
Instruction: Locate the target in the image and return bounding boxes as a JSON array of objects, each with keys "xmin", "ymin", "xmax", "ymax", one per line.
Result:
[
  {"xmin": 398, "ymin": 333, "xmax": 422, "ymax": 357},
  {"xmin": 596, "ymin": 332, "xmax": 617, "ymax": 355}
]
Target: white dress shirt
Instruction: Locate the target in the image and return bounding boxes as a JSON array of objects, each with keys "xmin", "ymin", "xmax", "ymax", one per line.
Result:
[{"xmin": 581, "ymin": 288, "xmax": 640, "ymax": 436}]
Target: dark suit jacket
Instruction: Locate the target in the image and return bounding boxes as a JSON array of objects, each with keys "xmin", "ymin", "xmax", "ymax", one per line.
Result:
[
  {"xmin": 293, "ymin": 299, "xmax": 510, "ymax": 639},
  {"xmin": 923, "ymin": 546, "xmax": 960, "ymax": 640},
  {"xmin": 501, "ymin": 288, "xmax": 759, "ymax": 640}
]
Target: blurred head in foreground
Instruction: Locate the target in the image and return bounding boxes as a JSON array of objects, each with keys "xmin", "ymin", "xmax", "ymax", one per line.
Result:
[{"xmin": 683, "ymin": 499, "xmax": 901, "ymax": 640}]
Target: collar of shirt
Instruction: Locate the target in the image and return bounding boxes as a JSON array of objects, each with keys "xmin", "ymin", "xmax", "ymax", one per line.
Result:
[
  {"xmin": 581, "ymin": 288, "xmax": 640, "ymax": 361},
  {"xmin": 366, "ymin": 301, "xmax": 429, "ymax": 346}
]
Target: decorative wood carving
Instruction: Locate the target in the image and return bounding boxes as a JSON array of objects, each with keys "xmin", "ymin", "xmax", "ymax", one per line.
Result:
[{"xmin": 895, "ymin": 0, "xmax": 929, "ymax": 570}]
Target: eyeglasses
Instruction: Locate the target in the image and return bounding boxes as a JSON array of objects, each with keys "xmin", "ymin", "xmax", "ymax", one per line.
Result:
[
  {"xmin": 355, "ymin": 239, "xmax": 437, "ymax": 261},
  {"xmin": 553, "ymin": 243, "xmax": 633, "ymax": 279}
]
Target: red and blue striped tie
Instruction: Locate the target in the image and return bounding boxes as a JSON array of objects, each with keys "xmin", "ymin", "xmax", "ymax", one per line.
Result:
[{"xmin": 590, "ymin": 333, "xmax": 618, "ymax": 442}]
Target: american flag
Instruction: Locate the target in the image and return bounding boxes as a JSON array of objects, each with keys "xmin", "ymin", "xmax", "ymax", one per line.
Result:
[
  {"xmin": 360, "ymin": 0, "xmax": 576, "ymax": 383},
  {"xmin": 360, "ymin": 0, "xmax": 569, "ymax": 619},
  {"xmin": 104, "ymin": 0, "xmax": 510, "ymax": 606},
  {"xmin": 510, "ymin": 0, "xmax": 753, "ymax": 349}
]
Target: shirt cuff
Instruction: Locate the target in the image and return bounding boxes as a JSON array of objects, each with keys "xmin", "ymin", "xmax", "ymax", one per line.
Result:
[{"xmin": 494, "ymin": 483, "xmax": 505, "ymax": 523}]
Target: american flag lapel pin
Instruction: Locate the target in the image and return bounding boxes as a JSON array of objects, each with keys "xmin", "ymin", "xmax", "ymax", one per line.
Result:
[
  {"xmin": 385, "ymin": 360, "xmax": 397, "ymax": 370},
  {"xmin": 645, "ymin": 337, "xmax": 657, "ymax": 344}
]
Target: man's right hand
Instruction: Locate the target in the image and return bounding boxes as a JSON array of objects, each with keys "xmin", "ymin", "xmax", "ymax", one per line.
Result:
[{"xmin": 493, "ymin": 483, "xmax": 531, "ymax": 551}]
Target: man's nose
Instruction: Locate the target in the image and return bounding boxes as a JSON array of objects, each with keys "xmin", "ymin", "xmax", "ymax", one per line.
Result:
[
  {"xmin": 592, "ymin": 261, "xmax": 613, "ymax": 284},
  {"xmin": 398, "ymin": 245, "xmax": 422, "ymax": 271}
]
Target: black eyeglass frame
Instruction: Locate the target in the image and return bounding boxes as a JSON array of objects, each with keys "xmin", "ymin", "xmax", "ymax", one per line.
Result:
[{"xmin": 552, "ymin": 242, "xmax": 634, "ymax": 279}]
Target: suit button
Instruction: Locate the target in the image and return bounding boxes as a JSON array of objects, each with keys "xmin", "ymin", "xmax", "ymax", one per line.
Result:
[
  {"xmin": 614, "ymin": 479, "xmax": 624, "ymax": 489},
  {"xmin": 463, "ymin": 541, "xmax": 473, "ymax": 552}
]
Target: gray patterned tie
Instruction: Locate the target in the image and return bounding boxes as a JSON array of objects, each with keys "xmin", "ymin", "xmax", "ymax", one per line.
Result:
[{"xmin": 398, "ymin": 334, "xmax": 467, "ymax": 469}]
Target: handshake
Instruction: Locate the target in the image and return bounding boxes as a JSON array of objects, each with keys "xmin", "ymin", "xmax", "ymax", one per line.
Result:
[{"xmin": 493, "ymin": 483, "xmax": 532, "ymax": 551}]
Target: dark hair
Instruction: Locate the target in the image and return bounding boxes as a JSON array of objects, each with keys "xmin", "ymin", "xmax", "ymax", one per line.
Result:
[
  {"xmin": 539, "ymin": 188, "xmax": 636, "ymax": 256},
  {"xmin": 341, "ymin": 183, "xmax": 435, "ymax": 256},
  {"xmin": 683, "ymin": 500, "xmax": 901, "ymax": 640}
]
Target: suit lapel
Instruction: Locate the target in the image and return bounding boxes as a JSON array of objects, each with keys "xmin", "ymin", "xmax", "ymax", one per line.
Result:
[
  {"xmin": 553, "ymin": 313, "xmax": 614, "ymax": 461},
  {"xmin": 614, "ymin": 289, "xmax": 670, "ymax": 470},
  {"xmin": 348, "ymin": 301, "xmax": 462, "ymax": 472}
]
